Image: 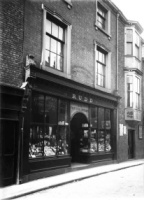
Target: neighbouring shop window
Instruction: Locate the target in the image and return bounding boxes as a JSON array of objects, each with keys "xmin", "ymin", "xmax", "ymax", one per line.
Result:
[
  {"xmin": 29, "ymin": 93, "xmax": 69, "ymax": 159},
  {"xmin": 80, "ymin": 106, "xmax": 112, "ymax": 154}
]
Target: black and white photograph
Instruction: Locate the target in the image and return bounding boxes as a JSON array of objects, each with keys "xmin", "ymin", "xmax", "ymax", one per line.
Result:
[{"xmin": 0, "ymin": 0, "xmax": 144, "ymax": 199}]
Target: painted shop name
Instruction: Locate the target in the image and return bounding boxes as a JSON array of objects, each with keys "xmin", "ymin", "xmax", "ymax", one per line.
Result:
[{"xmin": 72, "ymin": 94, "xmax": 93, "ymax": 103}]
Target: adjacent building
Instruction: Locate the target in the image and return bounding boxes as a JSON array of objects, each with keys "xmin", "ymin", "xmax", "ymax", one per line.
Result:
[{"xmin": 0, "ymin": 0, "xmax": 144, "ymax": 186}]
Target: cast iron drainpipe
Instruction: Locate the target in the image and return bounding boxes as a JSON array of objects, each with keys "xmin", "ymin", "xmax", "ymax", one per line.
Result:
[
  {"xmin": 16, "ymin": 117, "xmax": 24, "ymax": 184},
  {"xmin": 116, "ymin": 13, "xmax": 120, "ymax": 162}
]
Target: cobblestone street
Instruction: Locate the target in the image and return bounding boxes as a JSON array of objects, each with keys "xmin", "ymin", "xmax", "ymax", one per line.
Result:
[{"xmin": 19, "ymin": 164, "xmax": 144, "ymax": 200}]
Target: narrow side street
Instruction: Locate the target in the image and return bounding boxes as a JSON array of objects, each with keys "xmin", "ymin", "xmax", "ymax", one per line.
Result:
[{"xmin": 19, "ymin": 164, "xmax": 144, "ymax": 200}]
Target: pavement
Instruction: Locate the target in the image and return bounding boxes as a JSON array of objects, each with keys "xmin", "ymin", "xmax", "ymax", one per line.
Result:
[{"xmin": 0, "ymin": 159, "xmax": 144, "ymax": 200}]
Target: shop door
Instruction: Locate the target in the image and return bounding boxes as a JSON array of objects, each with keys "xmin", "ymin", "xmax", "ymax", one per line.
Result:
[
  {"xmin": 0, "ymin": 121, "xmax": 18, "ymax": 186},
  {"xmin": 128, "ymin": 130, "xmax": 135, "ymax": 159},
  {"xmin": 70, "ymin": 113, "xmax": 88, "ymax": 162}
]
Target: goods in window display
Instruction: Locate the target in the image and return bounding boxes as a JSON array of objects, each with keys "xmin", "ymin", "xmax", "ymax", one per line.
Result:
[
  {"xmin": 29, "ymin": 143, "xmax": 43, "ymax": 158},
  {"xmin": 90, "ymin": 138, "xmax": 97, "ymax": 152},
  {"xmin": 58, "ymin": 140, "xmax": 69, "ymax": 155}
]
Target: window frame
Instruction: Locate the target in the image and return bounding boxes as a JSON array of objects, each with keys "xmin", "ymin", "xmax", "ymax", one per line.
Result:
[
  {"xmin": 41, "ymin": 6, "xmax": 72, "ymax": 79},
  {"xmin": 125, "ymin": 72, "xmax": 141, "ymax": 110},
  {"xmin": 95, "ymin": 1, "xmax": 111, "ymax": 38},
  {"xmin": 29, "ymin": 91, "xmax": 70, "ymax": 159},
  {"xmin": 95, "ymin": 43, "xmax": 111, "ymax": 91}
]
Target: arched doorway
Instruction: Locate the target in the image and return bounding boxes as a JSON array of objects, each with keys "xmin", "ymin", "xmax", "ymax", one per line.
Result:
[{"xmin": 70, "ymin": 113, "xmax": 88, "ymax": 162}]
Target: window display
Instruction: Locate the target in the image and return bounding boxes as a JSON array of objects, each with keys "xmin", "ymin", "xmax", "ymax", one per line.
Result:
[
  {"xmin": 29, "ymin": 93, "xmax": 70, "ymax": 159},
  {"xmin": 57, "ymin": 126, "xmax": 69, "ymax": 155},
  {"xmin": 79, "ymin": 107, "xmax": 112, "ymax": 155}
]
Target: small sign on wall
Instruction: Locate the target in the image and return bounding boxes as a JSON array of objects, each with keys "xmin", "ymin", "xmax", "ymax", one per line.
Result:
[
  {"xmin": 119, "ymin": 124, "xmax": 123, "ymax": 136},
  {"xmin": 138, "ymin": 125, "xmax": 143, "ymax": 139}
]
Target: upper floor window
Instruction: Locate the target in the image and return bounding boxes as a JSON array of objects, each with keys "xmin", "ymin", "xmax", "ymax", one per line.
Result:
[
  {"xmin": 96, "ymin": 47, "xmax": 106, "ymax": 87},
  {"xmin": 126, "ymin": 29, "xmax": 133, "ymax": 55},
  {"xmin": 135, "ymin": 32, "xmax": 140, "ymax": 59},
  {"xmin": 42, "ymin": 6, "xmax": 71, "ymax": 79},
  {"xmin": 96, "ymin": 1, "xmax": 111, "ymax": 37},
  {"xmin": 126, "ymin": 73, "xmax": 141, "ymax": 110},
  {"xmin": 97, "ymin": 4, "xmax": 106, "ymax": 30},
  {"xmin": 45, "ymin": 19, "xmax": 64, "ymax": 71},
  {"xmin": 125, "ymin": 28, "xmax": 141, "ymax": 59}
]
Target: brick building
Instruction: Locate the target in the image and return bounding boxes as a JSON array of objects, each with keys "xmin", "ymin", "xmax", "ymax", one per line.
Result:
[{"xmin": 0, "ymin": 0, "xmax": 144, "ymax": 186}]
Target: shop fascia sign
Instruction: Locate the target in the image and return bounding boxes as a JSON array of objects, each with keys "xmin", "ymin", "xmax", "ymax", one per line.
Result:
[{"xmin": 72, "ymin": 93, "xmax": 93, "ymax": 103}]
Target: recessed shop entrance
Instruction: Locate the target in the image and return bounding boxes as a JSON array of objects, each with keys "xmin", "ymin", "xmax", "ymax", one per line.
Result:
[{"xmin": 70, "ymin": 113, "xmax": 88, "ymax": 162}]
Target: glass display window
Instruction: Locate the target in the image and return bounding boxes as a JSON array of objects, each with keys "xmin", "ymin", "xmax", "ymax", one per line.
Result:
[
  {"xmin": 29, "ymin": 92, "xmax": 70, "ymax": 159},
  {"xmin": 90, "ymin": 107, "xmax": 97, "ymax": 128},
  {"xmin": 44, "ymin": 125, "xmax": 57, "ymax": 157},
  {"xmin": 98, "ymin": 130, "xmax": 105, "ymax": 152},
  {"xmin": 58, "ymin": 99, "xmax": 69, "ymax": 125},
  {"xmin": 32, "ymin": 94, "xmax": 44, "ymax": 123},
  {"xmin": 90, "ymin": 129, "xmax": 97, "ymax": 153},
  {"xmin": 57, "ymin": 126, "xmax": 69, "ymax": 155},
  {"xmin": 45, "ymin": 96, "xmax": 57, "ymax": 124},
  {"xmin": 29, "ymin": 126, "xmax": 44, "ymax": 158}
]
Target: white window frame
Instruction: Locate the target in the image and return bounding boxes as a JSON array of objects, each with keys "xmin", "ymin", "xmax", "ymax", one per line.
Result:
[
  {"xmin": 125, "ymin": 72, "xmax": 141, "ymax": 110},
  {"xmin": 41, "ymin": 5, "xmax": 72, "ymax": 79},
  {"xmin": 94, "ymin": 42, "xmax": 111, "ymax": 92},
  {"xmin": 95, "ymin": 0, "xmax": 111, "ymax": 37}
]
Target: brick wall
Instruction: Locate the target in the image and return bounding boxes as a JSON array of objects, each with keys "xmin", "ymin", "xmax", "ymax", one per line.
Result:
[
  {"xmin": 23, "ymin": 0, "xmax": 119, "ymax": 91},
  {"xmin": 1, "ymin": 0, "xmax": 24, "ymax": 87}
]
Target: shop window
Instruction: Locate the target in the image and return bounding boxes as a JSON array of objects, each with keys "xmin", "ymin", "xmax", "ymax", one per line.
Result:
[
  {"xmin": 81, "ymin": 106, "xmax": 112, "ymax": 154},
  {"xmin": 42, "ymin": 6, "xmax": 71, "ymax": 79},
  {"xmin": 29, "ymin": 93, "xmax": 70, "ymax": 159}
]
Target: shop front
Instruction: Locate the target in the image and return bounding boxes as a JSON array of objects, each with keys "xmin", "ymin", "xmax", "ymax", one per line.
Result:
[{"xmin": 22, "ymin": 65, "xmax": 118, "ymax": 182}]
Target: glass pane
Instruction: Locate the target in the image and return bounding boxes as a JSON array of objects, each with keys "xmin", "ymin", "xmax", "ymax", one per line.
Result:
[
  {"xmin": 126, "ymin": 29, "xmax": 133, "ymax": 42},
  {"xmin": 98, "ymin": 130, "xmax": 105, "ymax": 152},
  {"xmin": 105, "ymin": 109, "xmax": 111, "ymax": 130},
  {"xmin": 57, "ymin": 42, "xmax": 63, "ymax": 56},
  {"xmin": 45, "ymin": 96, "xmax": 57, "ymax": 124},
  {"xmin": 91, "ymin": 107, "xmax": 97, "ymax": 128},
  {"xmin": 58, "ymin": 99, "xmax": 68, "ymax": 125},
  {"xmin": 57, "ymin": 126, "xmax": 69, "ymax": 155},
  {"xmin": 44, "ymin": 125, "xmax": 57, "ymax": 156},
  {"xmin": 51, "ymin": 38, "xmax": 57, "ymax": 53},
  {"xmin": 135, "ymin": 45, "xmax": 139, "ymax": 58},
  {"xmin": 46, "ymin": 19, "xmax": 51, "ymax": 34},
  {"xmin": 59, "ymin": 27, "xmax": 63, "ymax": 40},
  {"xmin": 29, "ymin": 126, "xmax": 44, "ymax": 158},
  {"xmin": 52, "ymin": 22, "xmax": 58, "ymax": 38},
  {"xmin": 98, "ymin": 74, "xmax": 104, "ymax": 87},
  {"xmin": 126, "ymin": 43, "xmax": 132, "ymax": 55},
  {"xmin": 45, "ymin": 36, "xmax": 50, "ymax": 50},
  {"xmin": 57, "ymin": 56, "xmax": 63, "ymax": 71},
  {"xmin": 90, "ymin": 129, "xmax": 97, "ymax": 153},
  {"xmin": 45, "ymin": 50, "xmax": 50, "ymax": 67},
  {"xmin": 79, "ymin": 129, "xmax": 89, "ymax": 153},
  {"xmin": 105, "ymin": 131, "xmax": 111, "ymax": 152},
  {"xmin": 32, "ymin": 94, "xmax": 44, "ymax": 123},
  {"xmin": 98, "ymin": 108, "xmax": 104, "ymax": 129},
  {"xmin": 50, "ymin": 52, "xmax": 56, "ymax": 68},
  {"xmin": 97, "ymin": 63, "xmax": 104, "ymax": 74}
]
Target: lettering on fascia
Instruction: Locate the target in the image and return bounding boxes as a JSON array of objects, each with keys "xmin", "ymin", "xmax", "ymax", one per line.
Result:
[{"xmin": 72, "ymin": 94, "xmax": 93, "ymax": 103}]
